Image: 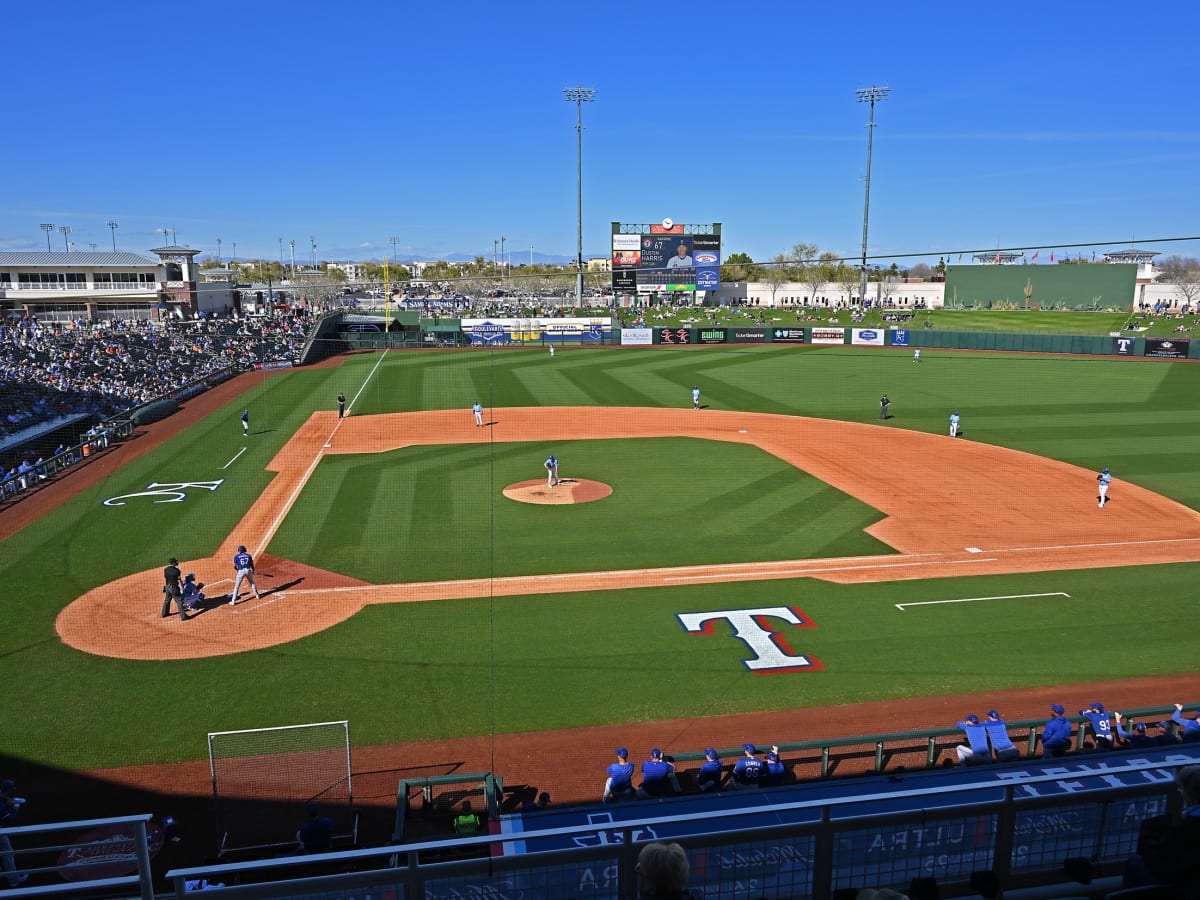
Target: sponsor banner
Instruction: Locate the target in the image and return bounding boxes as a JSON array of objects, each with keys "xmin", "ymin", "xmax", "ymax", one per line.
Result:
[
  {"xmin": 255, "ymin": 359, "xmax": 295, "ymax": 371},
  {"xmin": 461, "ymin": 319, "xmax": 612, "ymax": 345},
  {"xmin": 810, "ymin": 327, "xmax": 846, "ymax": 345},
  {"xmin": 60, "ymin": 820, "xmax": 165, "ymax": 882},
  {"xmin": 1111, "ymin": 336, "xmax": 1136, "ymax": 356},
  {"xmin": 612, "ymin": 234, "xmax": 641, "ymax": 250},
  {"xmin": 851, "ymin": 328, "xmax": 884, "ymax": 346},
  {"xmin": 613, "ymin": 268, "xmax": 637, "ymax": 292},
  {"xmin": 613, "ymin": 250, "xmax": 641, "ymax": 268},
  {"xmin": 621, "ymin": 327, "xmax": 653, "ymax": 345},
  {"xmin": 692, "ymin": 234, "xmax": 721, "ymax": 251},
  {"xmin": 730, "ymin": 328, "xmax": 767, "ymax": 343},
  {"xmin": 1144, "ymin": 337, "xmax": 1187, "ymax": 358},
  {"xmin": 649, "ymin": 223, "xmax": 686, "ymax": 234},
  {"xmin": 656, "ymin": 327, "xmax": 693, "ymax": 345},
  {"xmin": 771, "ymin": 328, "xmax": 806, "ymax": 343},
  {"xmin": 697, "ymin": 328, "xmax": 727, "ymax": 344},
  {"xmin": 696, "ymin": 267, "xmax": 720, "ymax": 290},
  {"xmin": 892, "ymin": 329, "xmax": 910, "ymax": 346}
]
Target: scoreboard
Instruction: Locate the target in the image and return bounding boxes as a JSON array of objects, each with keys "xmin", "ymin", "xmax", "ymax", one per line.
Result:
[{"xmin": 612, "ymin": 220, "xmax": 721, "ymax": 293}]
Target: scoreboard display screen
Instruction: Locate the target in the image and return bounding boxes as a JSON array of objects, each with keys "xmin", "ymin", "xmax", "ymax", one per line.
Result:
[{"xmin": 612, "ymin": 224, "xmax": 720, "ymax": 293}]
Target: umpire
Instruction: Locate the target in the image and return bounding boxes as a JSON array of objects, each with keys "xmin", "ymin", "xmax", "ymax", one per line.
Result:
[{"xmin": 161, "ymin": 557, "xmax": 188, "ymax": 621}]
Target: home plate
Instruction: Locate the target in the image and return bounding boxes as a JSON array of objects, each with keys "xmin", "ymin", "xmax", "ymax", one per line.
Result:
[{"xmin": 966, "ymin": 547, "xmax": 983, "ymax": 553}]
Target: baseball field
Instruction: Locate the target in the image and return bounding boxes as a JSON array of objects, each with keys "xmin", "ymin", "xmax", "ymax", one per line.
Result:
[{"xmin": 4, "ymin": 343, "xmax": 1200, "ymax": 825}]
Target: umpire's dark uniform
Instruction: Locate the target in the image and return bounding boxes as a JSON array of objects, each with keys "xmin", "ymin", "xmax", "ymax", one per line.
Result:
[
  {"xmin": 161, "ymin": 558, "xmax": 187, "ymax": 621},
  {"xmin": 337, "ymin": 392, "xmax": 346, "ymax": 418}
]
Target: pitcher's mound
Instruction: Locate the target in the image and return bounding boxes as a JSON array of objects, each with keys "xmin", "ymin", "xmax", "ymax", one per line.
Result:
[{"xmin": 503, "ymin": 479, "xmax": 612, "ymax": 505}]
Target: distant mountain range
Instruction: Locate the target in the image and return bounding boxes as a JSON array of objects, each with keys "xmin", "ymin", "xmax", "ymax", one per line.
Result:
[{"xmin": 318, "ymin": 247, "xmax": 582, "ymax": 266}]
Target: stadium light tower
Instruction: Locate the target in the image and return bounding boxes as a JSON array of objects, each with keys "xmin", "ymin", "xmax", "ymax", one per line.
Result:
[
  {"xmin": 563, "ymin": 85, "xmax": 596, "ymax": 307},
  {"xmin": 106, "ymin": 220, "xmax": 119, "ymax": 252},
  {"xmin": 856, "ymin": 85, "xmax": 889, "ymax": 305},
  {"xmin": 216, "ymin": 236, "xmax": 223, "ymax": 264},
  {"xmin": 40, "ymin": 223, "xmax": 55, "ymax": 251},
  {"xmin": 58, "ymin": 225, "xmax": 72, "ymax": 251}
]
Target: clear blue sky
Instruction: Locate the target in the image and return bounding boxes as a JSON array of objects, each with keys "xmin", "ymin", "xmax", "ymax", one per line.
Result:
[{"xmin": 5, "ymin": 0, "xmax": 1198, "ymax": 267}]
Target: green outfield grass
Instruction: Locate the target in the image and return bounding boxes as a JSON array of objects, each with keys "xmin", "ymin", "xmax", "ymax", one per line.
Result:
[{"xmin": 2, "ymin": 346, "xmax": 1198, "ymax": 770}]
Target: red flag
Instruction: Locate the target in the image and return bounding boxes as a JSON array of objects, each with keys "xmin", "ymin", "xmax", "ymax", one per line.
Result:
[
  {"xmin": 1050, "ymin": 252, "xmax": 1055, "ymax": 262},
  {"xmin": 994, "ymin": 254, "xmax": 1000, "ymax": 264},
  {"xmin": 1031, "ymin": 251, "xmax": 1039, "ymax": 261}
]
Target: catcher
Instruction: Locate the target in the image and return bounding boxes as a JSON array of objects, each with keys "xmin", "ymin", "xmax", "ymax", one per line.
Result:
[{"xmin": 181, "ymin": 573, "xmax": 206, "ymax": 611}]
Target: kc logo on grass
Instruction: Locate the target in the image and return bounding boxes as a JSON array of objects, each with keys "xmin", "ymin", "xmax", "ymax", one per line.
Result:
[
  {"xmin": 676, "ymin": 606, "xmax": 823, "ymax": 673},
  {"xmin": 103, "ymin": 480, "xmax": 225, "ymax": 507}
]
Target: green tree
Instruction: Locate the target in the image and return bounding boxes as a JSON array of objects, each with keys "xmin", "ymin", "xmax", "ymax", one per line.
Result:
[
  {"xmin": 722, "ymin": 251, "xmax": 760, "ymax": 282},
  {"xmin": 764, "ymin": 253, "xmax": 790, "ymax": 305}
]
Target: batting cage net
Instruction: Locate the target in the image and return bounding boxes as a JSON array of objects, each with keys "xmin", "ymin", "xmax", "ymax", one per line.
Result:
[{"xmin": 208, "ymin": 720, "xmax": 353, "ymax": 855}]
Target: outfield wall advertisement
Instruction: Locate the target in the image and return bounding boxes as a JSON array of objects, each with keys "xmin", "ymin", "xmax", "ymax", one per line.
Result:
[
  {"xmin": 461, "ymin": 318, "xmax": 611, "ymax": 345},
  {"xmin": 620, "ymin": 327, "xmax": 652, "ymax": 346},
  {"xmin": 851, "ymin": 328, "xmax": 885, "ymax": 346},
  {"xmin": 810, "ymin": 327, "xmax": 846, "ymax": 345}
]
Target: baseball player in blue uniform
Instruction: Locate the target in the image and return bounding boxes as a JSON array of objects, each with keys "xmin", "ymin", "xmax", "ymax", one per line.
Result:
[
  {"xmin": 0, "ymin": 779, "xmax": 28, "ymax": 887},
  {"xmin": 730, "ymin": 743, "xmax": 766, "ymax": 789},
  {"xmin": 230, "ymin": 544, "xmax": 261, "ymax": 606},
  {"xmin": 241, "ymin": 408, "xmax": 249, "ymax": 436},
  {"xmin": 1172, "ymin": 704, "xmax": 1200, "ymax": 742},
  {"xmin": 696, "ymin": 748, "xmax": 724, "ymax": 792},
  {"xmin": 603, "ymin": 747, "xmax": 635, "ymax": 803},
  {"xmin": 1079, "ymin": 702, "xmax": 1114, "ymax": 749},
  {"xmin": 983, "ymin": 710, "xmax": 1020, "ymax": 762},
  {"xmin": 1112, "ymin": 715, "xmax": 1156, "ymax": 749},
  {"xmin": 1040, "ymin": 704, "xmax": 1072, "ymax": 757},
  {"xmin": 544, "ymin": 454, "xmax": 559, "ymax": 487},
  {"xmin": 764, "ymin": 748, "xmax": 786, "ymax": 787},
  {"xmin": 955, "ymin": 714, "xmax": 991, "ymax": 764},
  {"xmin": 692, "ymin": 386, "xmax": 700, "ymax": 410},
  {"xmin": 1096, "ymin": 466, "xmax": 1113, "ymax": 508},
  {"xmin": 949, "ymin": 410, "xmax": 960, "ymax": 437},
  {"xmin": 472, "ymin": 401, "xmax": 483, "ymax": 427},
  {"xmin": 637, "ymin": 748, "xmax": 675, "ymax": 799},
  {"xmin": 181, "ymin": 573, "xmax": 206, "ymax": 612}
]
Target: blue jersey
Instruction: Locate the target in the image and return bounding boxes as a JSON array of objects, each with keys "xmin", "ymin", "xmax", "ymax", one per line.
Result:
[
  {"xmin": 233, "ymin": 551, "xmax": 254, "ymax": 571},
  {"xmin": 1041, "ymin": 716, "xmax": 1071, "ymax": 748},
  {"xmin": 1080, "ymin": 710, "xmax": 1113, "ymax": 743},
  {"xmin": 640, "ymin": 759, "xmax": 673, "ymax": 796},
  {"xmin": 732, "ymin": 756, "xmax": 765, "ymax": 786},
  {"xmin": 545, "ymin": 457, "xmax": 557, "ymax": 470},
  {"xmin": 606, "ymin": 761, "xmax": 633, "ymax": 792},
  {"xmin": 1172, "ymin": 711, "xmax": 1200, "ymax": 741},
  {"xmin": 697, "ymin": 758, "xmax": 723, "ymax": 791},
  {"xmin": 958, "ymin": 721, "xmax": 990, "ymax": 754},
  {"xmin": 241, "ymin": 410, "xmax": 249, "ymax": 423}
]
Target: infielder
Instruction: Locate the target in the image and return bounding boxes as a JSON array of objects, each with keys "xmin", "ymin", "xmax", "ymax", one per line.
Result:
[
  {"xmin": 472, "ymin": 401, "xmax": 483, "ymax": 427},
  {"xmin": 692, "ymin": 386, "xmax": 701, "ymax": 409},
  {"xmin": 1096, "ymin": 466, "xmax": 1113, "ymax": 508},
  {"xmin": 230, "ymin": 544, "xmax": 261, "ymax": 605},
  {"xmin": 949, "ymin": 410, "xmax": 960, "ymax": 438},
  {"xmin": 544, "ymin": 454, "xmax": 559, "ymax": 487}
]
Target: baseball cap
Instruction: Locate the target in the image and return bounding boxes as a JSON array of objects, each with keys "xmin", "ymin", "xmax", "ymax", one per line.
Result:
[
  {"xmin": 237, "ymin": 545, "xmax": 247, "ymax": 553},
  {"xmin": 704, "ymin": 748, "xmax": 717, "ymax": 759},
  {"xmin": 1050, "ymin": 704, "xmax": 1065, "ymax": 715},
  {"xmin": 1092, "ymin": 702, "xmax": 1105, "ymax": 713},
  {"xmin": 743, "ymin": 743, "xmax": 757, "ymax": 754},
  {"xmin": 615, "ymin": 747, "xmax": 628, "ymax": 758},
  {"xmin": 538, "ymin": 792, "xmax": 551, "ymax": 803},
  {"xmin": 965, "ymin": 714, "xmax": 979, "ymax": 725},
  {"xmin": 650, "ymin": 748, "xmax": 663, "ymax": 759},
  {"xmin": 1156, "ymin": 721, "xmax": 1170, "ymax": 730},
  {"xmin": 168, "ymin": 557, "xmax": 178, "ymax": 565},
  {"xmin": 185, "ymin": 573, "xmax": 195, "ymax": 580},
  {"xmin": 1103, "ymin": 467, "xmax": 1109, "ymax": 473},
  {"xmin": 766, "ymin": 751, "xmax": 780, "ymax": 762},
  {"xmin": 987, "ymin": 710, "xmax": 1000, "ymax": 719},
  {"xmin": 1135, "ymin": 723, "xmax": 1147, "ymax": 733}
]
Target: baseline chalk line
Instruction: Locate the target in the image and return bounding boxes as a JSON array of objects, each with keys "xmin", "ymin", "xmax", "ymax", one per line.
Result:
[
  {"xmin": 895, "ymin": 591, "xmax": 1071, "ymax": 611},
  {"xmin": 221, "ymin": 447, "xmax": 247, "ymax": 469}
]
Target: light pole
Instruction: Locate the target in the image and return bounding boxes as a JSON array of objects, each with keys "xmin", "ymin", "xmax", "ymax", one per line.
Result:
[
  {"xmin": 289, "ymin": 239, "xmax": 296, "ymax": 279},
  {"xmin": 500, "ymin": 235, "xmax": 507, "ymax": 278},
  {"xmin": 278, "ymin": 237, "xmax": 284, "ymax": 272},
  {"xmin": 58, "ymin": 225, "xmax": 72, "ymax": 251},
  {"xmin": 232, "ymin": 241, "xmax": 237, "ymax": 267},
  {"xmin": 309, "ymin": 235, "xmax": 316, "ymax": 269},
  {"xmin": 856, "ymin": 85, "xmax": 889, "ymax": 305},
  {"xmin": 106, "ymin": 221, "xmax": 118, "ymax": 252},
  {"xmin": 157, "ymin": 228, "xmax": 171, "ymax": 246},
  {"xmin": 493, "ymin": 238, "xmax": 498, "ymax": 274},
  {"xmin": 563, "ymin": 86, "xmax": 596, "ymax": 308},
  {"xmin": 40, "ymin": 223, "xmax": 55, "ymax": 251},
  {"xmin": 216, "ymin": 237, "xmax": 223, "ymax": 264}
]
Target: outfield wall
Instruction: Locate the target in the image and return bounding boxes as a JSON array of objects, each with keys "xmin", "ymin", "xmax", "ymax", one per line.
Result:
[{"xmin": 943, "ymin": 264, "xmax": 1137, "ymax": 310}]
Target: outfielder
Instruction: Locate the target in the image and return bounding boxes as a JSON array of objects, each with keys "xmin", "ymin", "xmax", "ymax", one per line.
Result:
[
  {"xmin": 544, "ymin": 454, "xmax": 559, "ymax": 487},
  {"xmin": 692, "ymin": 385, "xmax": 700, "ymax": 409},
  {"xmin": 472, "ymin": 401, "xmax": 483, "ymax": 427},
  {"xmin": 1096, "ymin": 466, "xmax": 1113, "ymax": 508},
  {"xmin": 241, "ymin": 408, "xmax": 249, "ymax": 436},
  {"xmin": 230, "ymin": 544, "xmax": 261, "ymax": 605},
  {"xmin": 949, "ymin": 410, "xmax": 960, "ymax": 438}
]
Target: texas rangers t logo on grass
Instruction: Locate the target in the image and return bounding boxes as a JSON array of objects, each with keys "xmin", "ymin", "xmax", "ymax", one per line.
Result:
[
  {"xmin": 676, "ymin": 606, "xmax": 823, "ymax": 673},
  {"xmin": 103, "ymin": 480, "xmax": 225, "ymax": 507}
]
